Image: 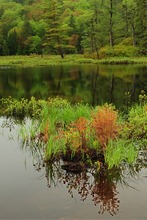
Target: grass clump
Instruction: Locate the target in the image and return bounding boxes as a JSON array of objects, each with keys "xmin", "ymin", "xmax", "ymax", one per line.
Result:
[
  {"xmin": 1, "ymin": 95, "xmax": 146, "ymax": 170},
  {"xmin": 0, "ymin": 96, "xmax": 45, "ymax": 119},
  {"xmin": 105, "ymin": 139, "xmax": 138, "ymax": 169},
  {"xmin": 121, "ymin": 103, "xmax": 147, "ymax": 147}
]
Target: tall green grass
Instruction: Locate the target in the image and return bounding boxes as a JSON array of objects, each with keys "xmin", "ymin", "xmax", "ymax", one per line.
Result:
[{"xmin": 105, "ymin": 139, "xmax": 138, "ymax": 169}]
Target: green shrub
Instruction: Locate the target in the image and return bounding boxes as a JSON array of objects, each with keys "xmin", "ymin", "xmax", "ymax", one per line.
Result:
[
  {"xmin": 127, "ymin": 104, "xmax": 147, "ymax": 141},
  {"xmin": 119, "ymin": 37, "xmax": 134, "ymax": 46},
  {"xmin": 99, "ymin": 45, "xmax": 139, "ymax": 58}
]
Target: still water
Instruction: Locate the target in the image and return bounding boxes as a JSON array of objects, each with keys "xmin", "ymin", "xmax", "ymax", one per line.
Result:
[
  {"xmin": 0, "ymin": 117, "xmax": 147, "ymax": 219},
  {"xmin": 0, "ymin": 64, "xmax": 147, "ymax": 108},
  {"xmin": 0, "ymin": 64, "xmax": 147, "ymax": 219}
]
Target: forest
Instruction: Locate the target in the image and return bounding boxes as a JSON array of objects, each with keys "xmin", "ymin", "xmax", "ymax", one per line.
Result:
[{"xmin": 0, "ymin": 0, "xmax": 147, "ymax": 58}]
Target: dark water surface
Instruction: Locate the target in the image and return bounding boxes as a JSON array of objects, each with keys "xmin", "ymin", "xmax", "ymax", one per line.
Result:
[
  {"xmin": 0, "ymin": 118, "xmax": 147, "ymax": 219},
  {"xmin": 0, "ymin": 64, "xmax": 147, "ymax": 107},
  {"xmin": 0, "ymin": 64, "xmax": 147, "ymax": 219}
]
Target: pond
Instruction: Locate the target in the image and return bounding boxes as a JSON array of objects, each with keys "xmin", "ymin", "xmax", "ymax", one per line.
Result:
[
  {"xmin": 0, "ymin": 64, "xmax": 147, "ymax": 108},
  {"xmin": 0, "ymin": 64, "xmax": 147, "ymax": 219},
  {"xmin": 0, "ymin": 117, "xmax": 147, "ymax": 219}
]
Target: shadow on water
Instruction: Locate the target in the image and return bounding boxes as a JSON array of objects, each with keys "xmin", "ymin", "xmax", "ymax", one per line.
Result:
[{"xmin": 1, "ymin": 117, "xmax": 147, "ymax": 217}]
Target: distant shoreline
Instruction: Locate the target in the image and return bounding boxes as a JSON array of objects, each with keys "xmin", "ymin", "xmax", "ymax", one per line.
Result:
[{"xmin": 0, "ymin": 55, "xmax": 147, "ymax": 66}]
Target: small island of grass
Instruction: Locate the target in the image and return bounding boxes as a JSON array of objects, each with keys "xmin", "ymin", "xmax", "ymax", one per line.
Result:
[{"xmin": 0, "ymin": 94, "xmax": 146, "ymax": 172}]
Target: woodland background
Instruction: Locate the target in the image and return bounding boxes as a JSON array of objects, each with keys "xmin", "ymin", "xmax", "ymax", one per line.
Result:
[{"xmin": 0, "ymin": 0, "xmax": 147, "ymax": 58}]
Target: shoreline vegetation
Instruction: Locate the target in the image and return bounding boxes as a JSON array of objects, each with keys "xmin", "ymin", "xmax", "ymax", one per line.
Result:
[
  {"xmin": 0, "ymin": 55, "xmax": 147, "ymax": 66},
  {"xmin": 0, "ymin": 95, "xmax": 146, "ymax": 172}
]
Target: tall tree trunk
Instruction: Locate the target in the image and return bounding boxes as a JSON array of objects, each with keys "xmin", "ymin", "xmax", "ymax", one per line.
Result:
[
  {"xmin": 57, "ymin": 37, "xmax": 64, "ymax": 58},
  {"xmin": 91, "ymin": 19, "xmax": 99, "ymax": 58},
  {"xmin": 109, "ymin": 0, "xmax": 114, "ymax": 47}
]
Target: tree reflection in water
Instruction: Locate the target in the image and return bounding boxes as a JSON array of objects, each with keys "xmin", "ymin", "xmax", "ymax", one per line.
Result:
[
  {"xmin": 90, "ymin": 171, "xmax": 119, "ymax": 215},
  {"xmin": 33, "ymin": 157, "xmax": 145, "ymax": 216},
  {"xmin": 1, "ymin": 118, "xmax": 146, "ymax": 216},
  {"xmin": 32, "ymin": 156, "xmax": 120, "ymax": 215}
]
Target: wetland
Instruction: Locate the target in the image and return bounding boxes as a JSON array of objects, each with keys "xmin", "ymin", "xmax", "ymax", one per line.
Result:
[{"xmin": 0, "ymin": 63, "xmax": 147, "ymax": 219}]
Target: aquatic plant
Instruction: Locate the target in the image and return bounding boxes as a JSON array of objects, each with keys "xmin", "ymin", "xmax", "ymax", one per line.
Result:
[
  {"xmin": 1, "ymin": 95, "xmax": 146, "ymax": 170},
  {"xmin": 68, "ymin": 117, "xmax": 88, "ymax": 149},
  {"xmin": 121, "ymin": 103, "xmax": 147, "ymax": 146},
  {"xmin": 105, "ymin": 139, "xmax": 138, "ymax": 169},
  {"xmin": 45, "ymin": 135, "xmax": 66, "ymax": 162},
  {"xmin": 0, "ymin": 96, "xmax": 45, "ymax": 119},
  {"xmin": 139, "ymin": 90, "xmax": 147, "ymax": 105},
  {"xmin": 91, "ymin": 105, "xmax": 120, "ymax": 152},
  {"xmin": 60, "ymin": 117, "xmax": 90, "ymax": 162}
]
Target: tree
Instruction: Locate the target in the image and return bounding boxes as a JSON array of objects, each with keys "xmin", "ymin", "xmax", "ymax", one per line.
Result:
[
  {"xmin": 109, "ymin": 0, "xmax": 114, "ymax": 47},
  {"xmin": 7, "ymin": 29, "xmax": 19, "ymax": 55},
  {"xmin": 17, "ymin": 19, "xmax": 33, "ymax": 54},
  {"xmin": 135, "ymin": 0, "xmax": 147, "ymax": 54},
  {"xmin": 43, "ymin": 0, "xmax": 68, "ymax": 58},
  {"xmin": 0, "ymin": 0, "xmax": 146, "ymax": 56},
  {"xmin": 122, "ymin": 0, "xmax": 136, "ymax": 46},
  {"xmin": 28, "ymin": 35, "xmax": 42, "ymax": 54}
]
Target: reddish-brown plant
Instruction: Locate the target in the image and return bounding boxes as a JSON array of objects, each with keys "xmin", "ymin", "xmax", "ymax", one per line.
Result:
[
  {"xmin": 42, "ymin": 122, "xmax": 49, "ymax": 142},
  {"xmin": 91, "ymin": 106, "xmax": 120, "ymax": 152},
  {"xmin": 70, "ymin": 117, "xmax": 88, "ymax": 149}
]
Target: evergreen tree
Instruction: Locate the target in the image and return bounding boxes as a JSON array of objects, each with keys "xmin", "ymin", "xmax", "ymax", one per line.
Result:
[{"xmin": 43, "ymin": 0, "xmax": 68, "ymax": 58}]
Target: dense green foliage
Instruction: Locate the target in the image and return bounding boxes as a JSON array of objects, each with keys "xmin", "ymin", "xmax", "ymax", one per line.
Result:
[
  {"xmin": 0, "ymin": 0, "xmax": 146, "ymax": 57},
  {"xmin": 1, "ymin": 96, "xmax": 147, "ymax": 169}
]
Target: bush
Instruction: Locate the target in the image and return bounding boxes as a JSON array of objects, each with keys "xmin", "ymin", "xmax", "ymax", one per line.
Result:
[
  {"xmin": 126, "ymin": 105, "xmax": 147, "ymax": 141},
  {"xmin": 99, "ymin": 45, "xmax": 139, "ymax": 58},
  {"xmin": 119, "ymin": 37, "xmax": 134, "ymax": 46}
]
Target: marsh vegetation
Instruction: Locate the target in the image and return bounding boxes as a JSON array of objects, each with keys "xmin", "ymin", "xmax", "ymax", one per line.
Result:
[{"xmin": 1, "ymin": 93, "xmax": 146, "ymax": 172}]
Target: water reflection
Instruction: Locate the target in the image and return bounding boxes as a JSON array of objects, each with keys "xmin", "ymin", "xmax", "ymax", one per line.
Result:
[
  {"xmin": 1, "ymin": 117, "xmax": 147, "ymax": 217},
  {"xmin": 24, "ymin": 139, "xmax": 146, "ymax": 216},
  {"xmin": 34, "ymin": 158, "xmax": 146, "ymax": 216},
  {"xmin": 0, "ymin": 64, "xmax": 147, "ymax": 108}
]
